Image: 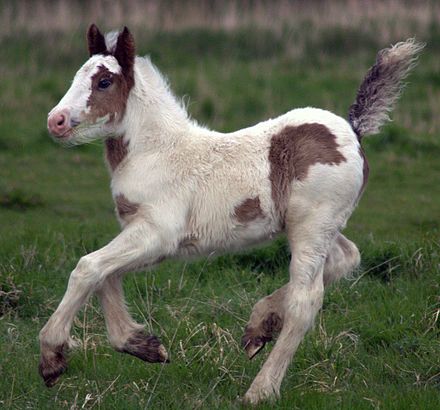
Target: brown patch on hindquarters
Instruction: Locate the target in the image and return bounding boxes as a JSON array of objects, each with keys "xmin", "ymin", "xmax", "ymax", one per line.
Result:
[
  {"xmin": 234, "ymin": 197, "xmax": 265, "ymax": 223},
  {"xmin": 105, "ymin": 135, "xmax": 128, "ymax": 171},
  {"xmin": 115, "ymin": 194, "xmax": 139, "ymax": 219},
  {"xmin": 268, "ymin": 123, "xmax": 346, "ymax": 223},
  {"xmin": 119, "ymin": 330, "xmax": 169, "ymax": 363},
  {"xmin": 242, "ymin": 312, "xmax": 283, "ymax": 359},
  {"xmin": 38, "ymin": 343, "xmax": 67, "ymax": 387}
]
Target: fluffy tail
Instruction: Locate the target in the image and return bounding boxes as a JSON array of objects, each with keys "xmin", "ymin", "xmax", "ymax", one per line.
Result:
[{"xmin": 348, "ymin": 39, "xmax": 424, "ymax": 139}]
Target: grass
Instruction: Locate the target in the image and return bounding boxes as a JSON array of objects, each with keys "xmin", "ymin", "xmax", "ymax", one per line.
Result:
[{"xmin": 1, "ymin": 9, "xmax": 440, "ymax": 410}]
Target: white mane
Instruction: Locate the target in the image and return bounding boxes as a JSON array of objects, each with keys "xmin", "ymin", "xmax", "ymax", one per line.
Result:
[{"xmin": 135, "ymin": 56, "xmax": 191, "ymax": 120}]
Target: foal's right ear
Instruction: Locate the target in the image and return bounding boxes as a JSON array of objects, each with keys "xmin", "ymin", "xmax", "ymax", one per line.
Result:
[{"xmin": 87, "ymin": 24, "xmax": 107, "ymax": 56}]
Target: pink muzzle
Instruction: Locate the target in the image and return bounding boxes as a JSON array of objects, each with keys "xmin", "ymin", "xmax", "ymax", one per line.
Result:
[{"xmin": 47, "ymin": 109, "xmax": 71, "ymax": 138}]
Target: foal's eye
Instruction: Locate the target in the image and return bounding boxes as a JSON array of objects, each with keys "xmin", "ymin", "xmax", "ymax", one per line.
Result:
[{"xmin": 98, "ymin": 78, "xmax": 112, "ymax": 90}]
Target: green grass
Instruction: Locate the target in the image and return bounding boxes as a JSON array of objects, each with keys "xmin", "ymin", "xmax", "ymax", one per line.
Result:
[{"xmin": 0, "ymin": 25, "xmax": 439, "ymax": 409}]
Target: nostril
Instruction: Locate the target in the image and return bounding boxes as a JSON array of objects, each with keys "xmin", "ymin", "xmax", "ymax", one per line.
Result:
[
  {"xmin": 48, "ymin": 109, "xmax": 71, "ymax": 137},
  {"xmin": 57, "ymin": 115, "xmax": 66, "ymax": 127}
]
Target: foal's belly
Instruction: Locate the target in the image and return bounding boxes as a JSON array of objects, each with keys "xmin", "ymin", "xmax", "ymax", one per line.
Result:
[{"xmin": 176, "ymin": 215, "xmax": 280, "ymax": 259}]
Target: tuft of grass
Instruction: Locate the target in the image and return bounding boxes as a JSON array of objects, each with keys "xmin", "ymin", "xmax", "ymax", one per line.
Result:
[
  {"xmin": 0, "ymin": 188, "xmax": 44, "ymax": 210},
  {"xmin": 0, "ymin": 275, "xmax": 22, "ymax": 316}
]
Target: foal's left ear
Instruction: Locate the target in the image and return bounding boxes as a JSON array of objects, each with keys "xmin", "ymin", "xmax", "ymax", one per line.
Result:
[{"xmin": 114, "ymin": 27, "xmax": 135, "ymax": 78}]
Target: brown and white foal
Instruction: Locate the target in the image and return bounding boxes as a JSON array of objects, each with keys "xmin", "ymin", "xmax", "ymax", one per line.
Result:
[{"xmin": 40, "ymin": 24, "xmax": 423, "ymax": 403}]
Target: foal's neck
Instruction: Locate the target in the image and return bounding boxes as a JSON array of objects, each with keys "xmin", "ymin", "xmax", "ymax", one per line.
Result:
[{"xmin": 122, "ymin": 59, "xmax": 195, "ymax": 152}]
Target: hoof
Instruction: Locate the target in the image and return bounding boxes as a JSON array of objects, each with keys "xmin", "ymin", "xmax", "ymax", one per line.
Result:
[
  {"xmin": 242, "ymin": 312, "xmax": 282, "ymax": 359},
  {"xmin": 243, "ymin": 376, "xmax": 280, "ymax": 405},
  {"xmin": 38, "ymin": 344, "xmax": 67, "ymax": 387},
  {"xmin": 120, "ymin": 331, "xmax": 169, "ymax": 363},
  {"xmin": 243, "ymin": 388, "xmax": 278, "ymax": 405},
  {"xmin": 242, "ymin": 331, "xmax": 270, "ymax": 360}
]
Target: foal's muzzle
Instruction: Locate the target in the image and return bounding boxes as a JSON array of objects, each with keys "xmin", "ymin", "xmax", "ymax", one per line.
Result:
[{"xmin": 47, "ymin": 109, "xmax": 73, "ymax": 138}]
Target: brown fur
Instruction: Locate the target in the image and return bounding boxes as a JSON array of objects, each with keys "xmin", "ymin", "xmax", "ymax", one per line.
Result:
[
  {"xmin": 242, "ymin": 313, "xmax": 283, "ymax": 359},
  {"xmin": 87, "ymin": 24, "xmax": 108, "ymax": 56},
  {"xmin": 86, "ymin": 26, "xmax": 135, "ymax": 127},
  {"xmin": 115, "ymin": 194, "xmax": 139, "ymax": 218},
  {"xmin": 242, "ymin": 286, "xmax": 286, "ymax": 359},
  {"xmin": 113, "ymin": 27, "xmax": 135, "ymax": 90},
  {"xmin": 119, "ymin": 330, "xmax": 169, "ymax": 363},
  {"xmin": 268, "ymin": 123, "xmax": 346, "ymax": 223},
  {"xmin": 87, "ymin": 66, "xmax": 132, "ymax": 124},
  {"xmin": 38, "ymin": 343, "xmax": 67, "ymax": 387},
  {"xmin": 105, "ymin": 135, "xmax": 129, "ymax": 171},
  {"xmin": 234, "ymin": 197, "xmax": 264, "ymax": 223}
]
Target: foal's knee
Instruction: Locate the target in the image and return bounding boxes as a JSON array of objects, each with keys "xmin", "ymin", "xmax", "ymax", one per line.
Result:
[{"xmin": 69, "ymin": 255, "xmax": 101, "ymax": 288}]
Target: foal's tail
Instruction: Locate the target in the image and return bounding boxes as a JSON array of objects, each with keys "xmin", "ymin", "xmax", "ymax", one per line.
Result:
[{"xmin": 348, "ymin": 39, "xmax": 424, "ymax": 140}]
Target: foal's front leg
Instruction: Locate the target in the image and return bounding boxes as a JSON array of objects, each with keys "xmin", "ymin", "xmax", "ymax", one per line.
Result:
[
  {"xmin": 96, "ymin": 275, "xmax": 168, "ymax": 363},
  {"xmin": 38, "ymin": 223, "xmax": 171, "ymax": 387}
]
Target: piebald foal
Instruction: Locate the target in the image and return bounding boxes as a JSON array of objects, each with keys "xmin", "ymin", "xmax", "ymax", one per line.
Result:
[{"xmin": 40, "ymin": 25, "xmax": 423, "ymax": 403}]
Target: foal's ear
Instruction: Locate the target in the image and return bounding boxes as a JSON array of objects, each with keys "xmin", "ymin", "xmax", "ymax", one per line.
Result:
[
  {"xmin": 114, "ymin": 27, "xmax": 135, "ymax": 78},
  {"xmin": 87, "ymin": 24, "xmax": 107, "ymax": 56}
]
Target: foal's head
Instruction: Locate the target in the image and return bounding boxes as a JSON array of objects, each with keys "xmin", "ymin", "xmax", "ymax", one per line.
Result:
[{"xmin": 48, "ymin": 25, "xmax": 135, "ymax": 144}]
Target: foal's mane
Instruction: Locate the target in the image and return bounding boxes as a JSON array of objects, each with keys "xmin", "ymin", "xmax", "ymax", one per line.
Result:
[{"xmin": 133, "ymin": 56, "xmax": 191, "ymax": 123}]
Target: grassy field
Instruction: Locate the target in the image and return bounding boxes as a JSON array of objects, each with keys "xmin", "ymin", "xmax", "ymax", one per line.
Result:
[{"xmin": 1, "ymin": 3, "xmax": 440, "ymax": 409}]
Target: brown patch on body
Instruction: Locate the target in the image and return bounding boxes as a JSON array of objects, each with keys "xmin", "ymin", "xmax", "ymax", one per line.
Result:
[
  {"xmin": 234, "ymin": 197, "xmax": 264, "ymax": 223},
  {"xmin": 268, "ymin": 123, "xmax": 346, "ymax": 223},
  {"xmin": 358, "ymin": 145, "xmax": 370, "ymax": 199},
  {"xmin": 105, "ymin": 135, "xmax": 128, "ymax": 171},
  {"xmin": 115, "ymin": 194, "xmax": 139, "ymax": 219},
  {"xmin": 38, "ymin": 343, "xmax": 67, "ymax": 387},
  {"xmin": 119, "ymin": 330, "xmax": 169, "ymax": 363}
]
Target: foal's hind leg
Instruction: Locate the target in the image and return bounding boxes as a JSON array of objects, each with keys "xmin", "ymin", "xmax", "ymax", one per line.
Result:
[
  {"xmin": 242, "ymin": 233, "xmax": 360, "ymax": 358},
  {"xmin": 96, "ymin": 275, "xmax": 168, "ymax": 363},
  {"xmin": 243, "ymin": 202, "xmax": 351, "ymax": 403}
]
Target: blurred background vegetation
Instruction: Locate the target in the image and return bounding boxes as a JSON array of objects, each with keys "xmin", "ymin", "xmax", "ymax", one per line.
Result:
[{"xmin": 0, "ymin": 1, "xmax": 439, "ymax": 409}]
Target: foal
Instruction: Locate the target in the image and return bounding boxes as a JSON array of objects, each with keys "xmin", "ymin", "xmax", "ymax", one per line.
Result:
[{"xmin": 40, "ymin": 24, "xmax": 423, "ymax": 404}]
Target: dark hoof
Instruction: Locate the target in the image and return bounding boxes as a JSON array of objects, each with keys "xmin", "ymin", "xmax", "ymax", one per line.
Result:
[
  {"xmin": 242, "ymin": 312, "xmax": 282, "ymax": 360},
  {"xmin": 121, "ymin": 331, "xmax": 169, "ymax": 363},
  {"xmin": 38, "ymin": 344, "xmax": 67, "ymax": 387},
  {"xmin": 242, "ymin": 330, "xmax": 270, "ymax": 360}
]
